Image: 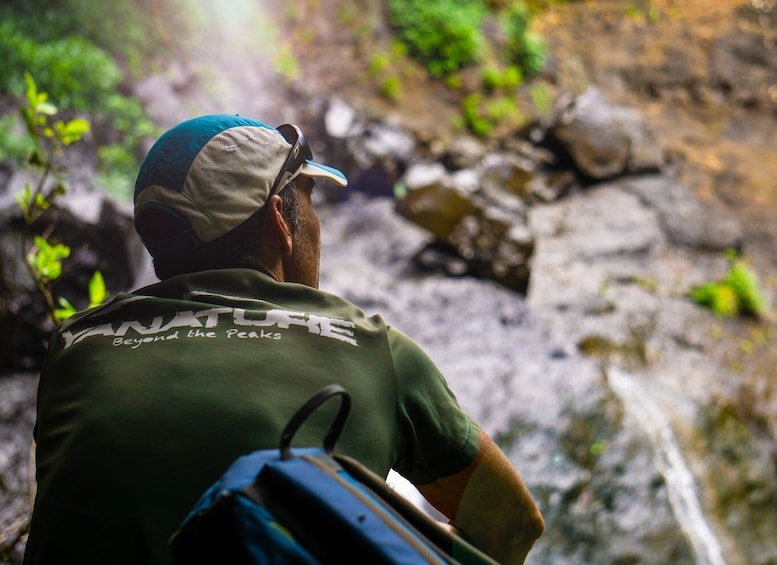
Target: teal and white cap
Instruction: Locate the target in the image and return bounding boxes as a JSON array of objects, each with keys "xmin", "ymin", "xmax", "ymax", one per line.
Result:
[{"xmin": 134, "ymin": 114, "xmax": 347, "ymax": 259}]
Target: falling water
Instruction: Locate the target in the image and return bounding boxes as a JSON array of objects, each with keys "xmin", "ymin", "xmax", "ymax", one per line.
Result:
[{"xmin": 607, "ymin": 368, "xmax": 727, "ymax": 565}]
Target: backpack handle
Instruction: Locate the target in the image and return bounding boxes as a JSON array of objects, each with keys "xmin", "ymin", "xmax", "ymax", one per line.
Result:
[{"xmin": 280, "ymin": 384, "xmax": 351, "ymax": 461}]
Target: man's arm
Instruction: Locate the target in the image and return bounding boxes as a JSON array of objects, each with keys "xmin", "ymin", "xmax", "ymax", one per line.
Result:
[{"xmin": 417, "ymin": 429, "xmax": 544, "ymax": 564}]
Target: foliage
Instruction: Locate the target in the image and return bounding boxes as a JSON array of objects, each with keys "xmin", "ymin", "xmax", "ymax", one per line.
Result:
[
  {"xmin": 379, "ymin": 75, "xmax": 403, "ymax": 101},
  {"xmin": 528, "ymin": 81, "xmax": 553, "ymax": 115},
  {"xmin": 387, "ymin": 0, "xmax": 546, "ymax": 79},
  {"xmin": 388, "ymin": 0, "xmax": 488, "ymax": 78},
  {"xmin": 691, "ymin": 252, "xmax": 769, "ymax": 318},
  {"xmin": 0, "ymin": 5, "xmax": 161, "ymax": 200},
  {"xmin": 367, "ymin": 42, "xmax": 409, "ymax": 102},
  {"xmin": 625, "ymin": 2, "xmax": 662, "ymax": 24},
  {"xmin": 386, "ymin": 0, "xmax": 547, "ymax": 137},
  {"xmin": 15, "ymin": 73, "xmax": 108, "ymax": 324},
  {"xmin": 273, "ymin": 45, "xmax": 302, "ymax": 82},
  {"xmin": 460, "ymin": 94, "xmax": 494, "ymax": 138},
  {"xmin": 459, "ymin": 88, "xmax": 526, "ymax": 138},
  {"xmin": 482, "ymin": 65, "xmax": 523, "ymax": 91},
  {"xmin": 498, "ymin": 1, "xmax": 546, "ymax": 75},
  {"xmin": 0, "ymin": 20, "xmax": 120, "ymax": 111},
  {"xmin": 523, "ymin": 0, "xmax": 568, "ymax": 10},
  {"xmin": 0, "ymin": 0, "xmax": 188, "ymax": 77}
]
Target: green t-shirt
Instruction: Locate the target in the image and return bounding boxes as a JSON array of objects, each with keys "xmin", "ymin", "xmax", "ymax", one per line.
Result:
[{"xmin": 24, "ymin": 269, "xmax": 479, "ymax": 565}]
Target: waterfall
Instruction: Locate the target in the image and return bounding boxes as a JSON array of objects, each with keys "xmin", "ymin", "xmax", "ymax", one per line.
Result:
[{"xmin": 608, "ymin": 368, "xmax": 726, "ymax": 565}]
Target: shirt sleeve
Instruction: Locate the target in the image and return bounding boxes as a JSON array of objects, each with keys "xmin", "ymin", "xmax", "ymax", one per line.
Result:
[{"xmin": 388, "ymin": 327, "xmax": 480, "ymax": 485}]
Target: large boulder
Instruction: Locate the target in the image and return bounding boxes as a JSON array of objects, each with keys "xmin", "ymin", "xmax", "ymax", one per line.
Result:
[
  {"xmin": 396, "ymin": 157, "xmax": 535, "ymax": 292},
  {"xmin": 545, "ymin": 87, "xmax": 666, "ymax": 180}
]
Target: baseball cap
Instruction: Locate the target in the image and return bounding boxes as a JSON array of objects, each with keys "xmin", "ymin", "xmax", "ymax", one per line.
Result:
[{"xmin": 134, "ymin": 114, "xmax": 347, "ymax": 259}]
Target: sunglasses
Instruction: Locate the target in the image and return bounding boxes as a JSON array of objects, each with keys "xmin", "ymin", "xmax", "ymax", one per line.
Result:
[{"xmin": 268, "ymin": 123, "xmax": 313, "ymax": 199}]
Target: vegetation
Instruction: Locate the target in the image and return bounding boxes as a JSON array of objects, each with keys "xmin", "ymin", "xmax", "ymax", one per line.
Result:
[
  {"xmin": 0, "ymin": 1, "xmax": 162, "ymax": 199},
  {"xmin": 0, "ymin": 0, "xmax": 189, "ymax": 75},
  {"xmin": 15, "ymin": 73, "xmax": 108, "ymax": 324},
  {"xmin": 387, "ymin": 0, "xmax": 548, "ymax": 137},
  {"xmin": 388, "ymin": 0, "xmax": 488, "ymax": 78},
  {"xmin": 691, "ymin": 251, "xmax": 769, "ymax": 318},
  {"xmin": 368, "ymin": 41, "xmax": 412, "ymax": 102}
]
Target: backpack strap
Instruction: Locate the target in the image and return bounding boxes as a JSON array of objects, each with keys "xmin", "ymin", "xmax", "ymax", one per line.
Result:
[{"xmin": 279, "ymin": 384, "xmax": 351, "ymax": 460}]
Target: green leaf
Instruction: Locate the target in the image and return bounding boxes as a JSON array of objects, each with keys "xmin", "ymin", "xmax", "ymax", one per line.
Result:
[
  {"xmin": 88, "ymin": 271, "xmax": 108, "ymax": 307},
  {"xmin": 30, "ymin": 236, "xmax": 70, "ymax": 281},
  {"xmin": 37, "ymin": 101, "xmax": 57, "ymax": 116},
  {"xmin": 56, "ymin": 118, "xmax": 90, "ymax": 145},
  {"xmin": 20, "ymin": 106, "xmax": 35, "ymax": 134},
  {"xmin": 16, "ymin": 184, "xmax": 32, "ymax": 219},
  {"xmin": 54, "ymin": 297, "xmax": 77, "ymax": 322},
  {"xmin": 727, "ymin": 261, "xmax": 767, "ymax": 315},
  {"xmin": 24, "ymin": 71, "xmax": 38, "ymax": 110},
  {"xmin": 15, "ymin": 192, "xmax": 28, "ymax": 216},
  {"xmin": 691, "ymin": 281, "xmax": 738, "ymax": 317},
  {"xmin": 34, "ymin": 192, "xmax": 50, "ymax": 211}
]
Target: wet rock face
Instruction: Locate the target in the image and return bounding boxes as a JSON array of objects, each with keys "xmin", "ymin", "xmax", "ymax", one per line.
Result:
[
  {"xmin": 0, "ymin": 373, "xmax": 36, "ymax": 562},
  {"xmin": 319, "ymin": 85, "xmax": 771, "ymax": 563},
  {"xmin": 621, "ymin": 175, "xmax": 744, "ymax": 252},
  {"xmin": 524, "ymin": 174, "xmax": 777, "ymax": 564},
  {"xmin": 318, "ymin": 199, "xmax": 698, "ymax": 565},
  {"xmin": 525, "ymin": 386, "xmax": 695, "ymax": 565}
]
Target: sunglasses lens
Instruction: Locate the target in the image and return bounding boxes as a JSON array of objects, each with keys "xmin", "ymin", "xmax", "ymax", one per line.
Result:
[
  {"xmin": 277, "ymin": 123, "xmax": 299, "ymax": 145},
  {"xmin": 269, "ymin": 124, "xmax": 311, "ymax": 198}
]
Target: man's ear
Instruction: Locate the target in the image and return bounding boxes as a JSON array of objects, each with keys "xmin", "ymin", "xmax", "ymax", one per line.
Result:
[{"xmin": 263, "ymin": 194, "xmax": 293, "ymax": 256}]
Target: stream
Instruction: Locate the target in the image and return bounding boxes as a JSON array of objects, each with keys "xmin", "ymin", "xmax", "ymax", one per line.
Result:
[{"xmin": 607, "ymin": 369, "xmax": 725, "ymax": 565}]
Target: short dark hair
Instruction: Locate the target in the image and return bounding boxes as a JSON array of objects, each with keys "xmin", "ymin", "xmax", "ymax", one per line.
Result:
[{"xmin": 140, "ymin": 181, "xmax": 301, "ymax": 280}]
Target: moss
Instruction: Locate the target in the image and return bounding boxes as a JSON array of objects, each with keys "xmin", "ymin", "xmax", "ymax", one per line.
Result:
[{"xmin": 691, "ymin": 254, "xmax": 769, "ymax": 318}]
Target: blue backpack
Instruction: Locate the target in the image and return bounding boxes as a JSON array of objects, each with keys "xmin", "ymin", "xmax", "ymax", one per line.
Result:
[{"xmin": 170, "ymin": 384, "xmax": 495, "ymax": 564}]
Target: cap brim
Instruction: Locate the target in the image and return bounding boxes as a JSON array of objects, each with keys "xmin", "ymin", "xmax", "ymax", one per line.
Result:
[{"xmin": 300, "ymin": 160, "xmax": 348, "ymax": 187}]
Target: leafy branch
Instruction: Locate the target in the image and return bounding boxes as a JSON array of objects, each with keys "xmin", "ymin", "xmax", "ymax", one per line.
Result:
[{"xmin": 15, "ymin": 72, "xmax": 107, "ymax": 324}]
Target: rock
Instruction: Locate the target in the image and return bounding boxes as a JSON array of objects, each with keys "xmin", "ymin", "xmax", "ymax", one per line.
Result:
[
  {"xmin": 548, "ymin": 87, "xmax": 665, "ymax": 180},
  {"xmin": 412, "ymin": 240, "xmax": 474, "ymax": 277},
  {"xmin": 395, "ymin": 162, "xmax": 479, "ymax": 241},
  {"xmin": 442, "ymin": 136, "xmax": 487, "ymax": 170},
  {"xmin": 479, "ymin": 153, "xmax": 535, "ymax": 202},
  {"xmin": 356, "ymin": 122, "xmax": 417, "ymax": 169},
  {"xmin": 134, "ymin": 61, "xmax": 198, "ymax": 128},
  {"xmin": 620, "ymin": 174, "xmax": 744, "ymax": 251},
  {"xmin": 525, "ymin": 166, "xmax": 777, "ymax": 563},
  {"xmin": 0, "ymin": 372, "xmax": 37, "ymax": 563},
  {"xmin": 316, "ymin": 97, "xmax": 417, "ymax": 200},
  {"xmin": 323, "ymin": 97, "xmax": 359, "ymax": 139},
  {"xmin": 526, "ymin": 170, "xmax": 578, "ymax": 202},
  {"xmin": 396, "ymin": 156, "xmax": 535, "ymax": 292}
]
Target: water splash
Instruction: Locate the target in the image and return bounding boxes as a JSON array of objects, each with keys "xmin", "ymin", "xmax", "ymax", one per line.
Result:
[{"xmin": 607, "ymin": 368, "xmax": 726, "ymax": 565}]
